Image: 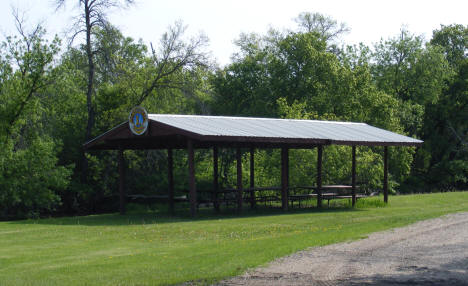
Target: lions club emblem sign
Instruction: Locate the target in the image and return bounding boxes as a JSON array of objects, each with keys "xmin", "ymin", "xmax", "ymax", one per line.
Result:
[{"xmin": 129, "ymin": 106, "xmax": 148, "ymax": 135}]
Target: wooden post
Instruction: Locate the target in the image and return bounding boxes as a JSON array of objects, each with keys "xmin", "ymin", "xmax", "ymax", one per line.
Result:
[
  {"xmin": 286, "ymin": 147, "xmax": 289, "ymax": 197},
  {"xmin": 352, "ymin": 145, "xmax": 357, "ymax": 207},
  {"xmin": 236, "ymin": 147, "xmax": 243, "ymax": 212},
  {"xmin": 384, "ymin": 146, "xmax": 389, "ymax": 204},
  {"xmin": 250, "ymin": 147, "xmax": 255, "ymax": 209},
  {"xmin": 168, "ymin": 149, "xmax": 174, "ymax": 214},
  {"xmin": 187, "ymin": 139, "xmax": 197, "ymax": 217},
  {"xmin": 317, "ymin": 145, "xmax": 323, "ymax": 208},
  {"xmin": 281, "ymin": 147, "xmax": 289, "ymax": 211},
  {"xmin": 118, "ymin": 147, "xmax": 126, "ymax": 215},
  {"xmin": 213, "ymin": 146, "xmax": 220, "ymax": 212}
]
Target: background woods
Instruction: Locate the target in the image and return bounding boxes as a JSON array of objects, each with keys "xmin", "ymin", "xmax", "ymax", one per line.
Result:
[{"xmin": 0, "ymin": 7, "xmax": 466, "ymax": 219}]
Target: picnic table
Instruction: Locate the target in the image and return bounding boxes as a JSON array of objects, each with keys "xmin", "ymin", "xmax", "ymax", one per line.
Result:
[
  {"xmin": 127, "ymin": 194, "xmax": 188, "ymax": 205},
  {"xmin": 181, "ymin": 185, "xmax": 366, "ymax": 209},
  {"xmin": 289, "ymin": 193, "xmax": 317, "ymax": 208},
  {"xmin": 222, "ymin": 186, "xmax": 282, "ymax": 206},
  {"xmin": 292, "ymin": 185, "xmax": 365, "ymax": 206}
]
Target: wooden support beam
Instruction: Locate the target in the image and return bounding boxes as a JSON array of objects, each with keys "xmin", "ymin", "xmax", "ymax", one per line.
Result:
[
  {"xmin": 286, "ymin": 147, "xmax": 289, "ymax": 197},
  {"xmin": 118, "ymin": 147, "xmax": 126, "ymax": 215},
  {"xmin": 187, "ymin": 139, "xmax": 197, "ymax": 217},
  {"xmin": 384, "ymin": 146, "xmax": 389, "ymax": 204},
  {"xmin": 281, "ymin": 147, "xmax": 289, "ymax": 211},
  {"xmin": 317, "ymin": 145, "xmax": 323, "ymax": 208},
  {"xmin": 352, "ymin": 145, "xmax": 357, "ymax": 207},
  {"xmin": 236, "ymin": 147, "xmax": 243, "ymax": 212},
  {"xmin": 250, "ymin": 147, "xmax": 255, "ymax": 209},
  {"xmin": 168, "ymin": 148, "xmax": 174, "ymax": 215},
  {"xmin": 213, "ymin": 146, "xmax": 220, "ymax": 212}
]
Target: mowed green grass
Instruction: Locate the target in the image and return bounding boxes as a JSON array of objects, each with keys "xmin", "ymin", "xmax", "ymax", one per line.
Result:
[{"xmin": 1, "ymin": 192, "xmax": 467, "ymax": 286}]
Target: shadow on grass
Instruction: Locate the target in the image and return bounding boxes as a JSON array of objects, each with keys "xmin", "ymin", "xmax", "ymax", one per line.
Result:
[{"xmin": 9, "ymin": 202, "xmax": 372, "ymax": 226}]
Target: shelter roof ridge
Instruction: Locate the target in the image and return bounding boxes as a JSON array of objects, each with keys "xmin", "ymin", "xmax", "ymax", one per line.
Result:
[{"xmin": 148, "ymin": 114, "xmax": 368, "ymax": 125}]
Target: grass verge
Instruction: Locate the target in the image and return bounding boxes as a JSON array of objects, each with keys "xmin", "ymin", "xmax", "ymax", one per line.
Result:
[{"xmin": 0, "ymin": 192, "xmax": 467, "ymax": 285}]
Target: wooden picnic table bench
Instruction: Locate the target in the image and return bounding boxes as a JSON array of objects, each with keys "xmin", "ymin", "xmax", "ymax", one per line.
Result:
[
  {"xmin": 180, "ymin": 185, "xmax": 367, "ymax": 209},
  {"xmin": 294, "ymin": 185, "xmax": 366, "ymax": 206},
  {"xmin": 218, "ymin": 187, "xmax": 282, "ymax": 207},
  {"xmin": 127, "ymin": 194, "xmax": 188, "ymax": 204},
  {"xmin": 289, "ymin": 193, "xmax": 317, "ymax": 208}
]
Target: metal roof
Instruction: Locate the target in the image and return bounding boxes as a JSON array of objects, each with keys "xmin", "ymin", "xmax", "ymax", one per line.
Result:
[
  {"xmin": 84, "ymin": 114, "xmax": 423, "ymax": 150},
  {"xmin": 148, "ymin": 114, "xmax": 423, "ymax": 146}
]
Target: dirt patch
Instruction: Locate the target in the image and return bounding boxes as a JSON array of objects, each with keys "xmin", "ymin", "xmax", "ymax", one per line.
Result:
[{"xmin": 217, "ymin": 212, "xmax": 468, "ymax": 286}]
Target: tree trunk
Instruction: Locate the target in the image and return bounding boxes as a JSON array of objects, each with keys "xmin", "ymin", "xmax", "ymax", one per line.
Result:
[{"xmin": 81, "ymin": 0, "xmax": 95, "ymax": 184}]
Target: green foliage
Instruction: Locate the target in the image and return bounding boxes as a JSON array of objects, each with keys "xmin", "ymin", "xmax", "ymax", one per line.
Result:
[
  {"xmin": 417, "ymin": 58, "xmax": 468, "ymax": 190},
  {"xmin": 371, "ymin": 29, "xmax": 452, "ymax": 136},
  {"xmin": 0, "ymin": 25, "xmax": 71, "ymax": 218},
  {"xmin": 431, "ymin": 24, "xmax": 468, "ymax": 68},
  {"xmin": 0, "ymin": 138, "xmax": 71, "ymax": 218},
  {"xmin": 0, "ymin": 27, "xmax": 60, "ymax": 141}
]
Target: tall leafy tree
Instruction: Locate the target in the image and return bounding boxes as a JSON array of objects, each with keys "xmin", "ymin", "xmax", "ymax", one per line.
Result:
[
  {"xmin": 1, "ymin": 11, "xmax": 60, "ymax": 142},
  {"xmin": 371, "ymin": 29, "xmax": 450, "ymax": 136},
  {"xmin": 0, "ymin": 13, "xmax": 71, "ymax": 218},
  {"xmin": 412, "ymin": 24, "xmax": 468, "ymax": 190},
  {"xmin": 420, "ymin": 59, "xmax": 468, "ymax": 189},
  {"xmin": 55, "ymin": 0, "xmax": 135, "ymax": 183},
  {"xmin": 431, "ymin": 24, "xmax": 468, "ymax": 68}
]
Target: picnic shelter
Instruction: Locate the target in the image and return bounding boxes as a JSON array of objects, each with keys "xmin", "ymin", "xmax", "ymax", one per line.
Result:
[{"xmin": 83, "ymin": 110, "xmax": 423, "ymax": 217}]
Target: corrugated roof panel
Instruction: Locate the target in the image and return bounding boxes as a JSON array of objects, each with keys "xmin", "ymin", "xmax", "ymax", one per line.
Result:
[{"xmin": 148, "ymin": 114, "xmax": 422, "ymax": 145}]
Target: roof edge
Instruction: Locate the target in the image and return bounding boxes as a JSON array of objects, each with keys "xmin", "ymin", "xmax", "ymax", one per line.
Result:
[
  {"xmin": 148, "ymin": 114, "xmax": 367, "ymax": 125},
  {"xmin": 83, "ymin": 121, "xmax": 128, "ymax": 150}
]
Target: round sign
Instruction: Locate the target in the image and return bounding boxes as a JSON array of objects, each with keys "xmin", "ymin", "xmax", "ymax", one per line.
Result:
[{"xmin": 129, "ymin": 106, "xmax": 148, "ymax": 135}]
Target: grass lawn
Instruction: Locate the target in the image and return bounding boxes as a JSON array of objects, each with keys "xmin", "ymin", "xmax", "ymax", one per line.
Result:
[{"xmin": 1, "ymin": 192, "xmax": 467, "ymax": 285}]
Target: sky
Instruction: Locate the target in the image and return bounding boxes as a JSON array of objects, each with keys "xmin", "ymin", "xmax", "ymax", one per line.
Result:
[{"xmin": 1, "ymin": 0, "xmax": 467, "ymax": 66}]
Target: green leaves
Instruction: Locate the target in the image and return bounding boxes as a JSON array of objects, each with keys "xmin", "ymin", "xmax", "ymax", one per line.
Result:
[
  {"xmin": 0, "ymin": 26, "xmax": 61, "ymax": 142},
  {"xmin": 0, "ymin": 136, "xmax": 72, "ymax": 219},
  {"xmin": 0, "ymin": 21, "xmax": 71, "ymax": 219},
  {"xmin": 431, "ymin": 24, "xmax": 468, "ymax": 68}
]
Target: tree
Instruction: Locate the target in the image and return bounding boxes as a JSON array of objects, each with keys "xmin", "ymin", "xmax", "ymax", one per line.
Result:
[
  {"xmin": 371, "ymin": 29, "xmax": 451, "ymax": 136},
  {"xmin": 409, "ymin": 25, "xmax": 468, "ymax": 191},
  {"xmin": 294, "ymin": 12, "xmax": 350, "ymax": 43},
  {"xmin": 416, "ymin": 58, "xmax": 468, "ymax": 190},
  {"xmin": 55, "ymin": 0, "xmax": 135, "ymax": 182},
  {"xmin": 431, "ymin": 24, "xmax": 468, "ymax": 68},
  {"xmin": 0, "ymin": 12, "xmax": 71, "ymax": 219},
  {"xmin": 127, "ymin": 21, "xmax": 210, "ymax": 106},
  {"xmin": 0, "ymin": 10, "xmax": 60, "ymax": 142}
]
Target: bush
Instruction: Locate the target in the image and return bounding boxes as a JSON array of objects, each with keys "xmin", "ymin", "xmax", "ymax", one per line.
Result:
[{"xmin": 0, "ymin": 138, "xmax": 72, "ymax": 219}]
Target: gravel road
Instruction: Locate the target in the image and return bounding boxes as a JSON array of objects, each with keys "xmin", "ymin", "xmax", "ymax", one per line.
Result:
[{"xmin": 218, "ymin": 212, "xmax": 468, "ymax": 286}]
